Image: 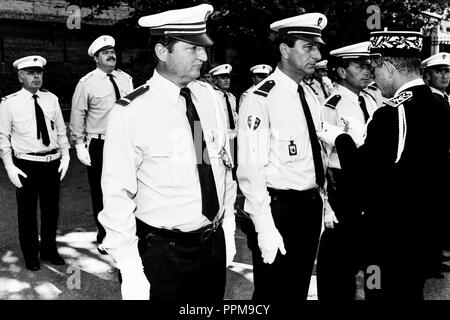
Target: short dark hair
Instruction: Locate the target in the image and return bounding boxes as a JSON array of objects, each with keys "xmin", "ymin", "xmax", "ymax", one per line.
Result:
[
  {"xmin": 273, "ymin": 33, "xmax": 299, "ymax": 61},
  {"xmin": 328, "ymin": 57, "xmax": 350, "ymax": 83},
  {"xmin": 150, "ymin": 35, "xmax": 179, "ymax": 65}
]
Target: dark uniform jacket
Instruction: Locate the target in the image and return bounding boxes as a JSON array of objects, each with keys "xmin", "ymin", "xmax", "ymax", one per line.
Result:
[{"xmin": 336, "ymin": 83, "xmax": 450, "ymax": 281}]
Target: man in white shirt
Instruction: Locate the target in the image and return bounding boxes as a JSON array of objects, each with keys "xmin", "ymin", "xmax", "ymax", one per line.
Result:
[
  {"xmin": 70, "ymin": 35, "xmax": 133, "ymax": 254},
  {"xmin": 98, "ymin": 4, "xmax": 236, "ymax": 300},
  {"xmin": 0, "ymin": 56, "xmax": 69, "ymax": 271}
]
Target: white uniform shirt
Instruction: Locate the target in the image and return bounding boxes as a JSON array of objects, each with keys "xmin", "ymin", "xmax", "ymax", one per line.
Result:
[
  {"xmin": 70, "ymin": 68, "xmax": 133, "ymax": 144},
  {"xmin": 216, "ymin": 89, "xmax": 238, "ymax": 135},
  {"xmin": 237, "ymin": 67, "xmax": 325, "ymax": 224},
  {"xmin": 99, "ymin": 70, "xmax": 236, "ymax": 265},
  {"xmin": 0, "ymin": 88, "xmax": 69, "ymax": 159},
  {"xmin": 323, "ymin": 84, "xmax": 379, "ymax": 169}
]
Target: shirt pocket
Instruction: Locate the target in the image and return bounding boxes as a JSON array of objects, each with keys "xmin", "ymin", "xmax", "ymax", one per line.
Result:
[
  {"xmin": 90, "ymin": 91, "xmax": 113, "ymax": 107},
  {"xmin": 13, "ymin": 115, "xmax": 34, "ymax": 137},
  {"xmin": 272, "ymin": 127, "xmax": 307, "ymax": 165},
  {"xmin": 147, "ymin": 143, "xmax": 172, "ymax": 188}
]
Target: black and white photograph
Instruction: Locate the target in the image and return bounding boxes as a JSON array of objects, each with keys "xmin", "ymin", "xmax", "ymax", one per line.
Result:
[{"xmin": 0, "ymin": 0, "xmax": 449, "ymax": 311}]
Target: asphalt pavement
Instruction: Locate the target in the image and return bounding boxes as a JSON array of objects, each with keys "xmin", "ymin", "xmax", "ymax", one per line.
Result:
[{"xmin": 1, "ymin": 148, "xmax": 450, "ymax": 300}]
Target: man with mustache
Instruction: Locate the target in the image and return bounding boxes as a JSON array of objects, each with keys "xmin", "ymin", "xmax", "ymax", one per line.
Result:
[
  {"xmin": 70, "ymin": 35, "xmax": 133, "ymax": 255},
  {"xmin": 237, "ymin": 12, "xmax": 328, "ymax": 300},
  {"xmin": 0, "ymin": 55, "xmax": 70, "ymax": 270},
  {"xmin": 316, "ymin": 41, "xmax": 379, "ymax": 300},
  {"xmin": 98, "ymin": 4, "xmax": 236, "ymax": 300}
]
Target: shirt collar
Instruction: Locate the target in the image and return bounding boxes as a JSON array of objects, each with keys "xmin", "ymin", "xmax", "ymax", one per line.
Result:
[
  {"xmin": 337, "ymin": 84, "xmax": 359, "ymax": 105},
  {"xmin": 395, "ymin": 78, "xmax": 425, "ymax": 96},
  {"xmin": 152, "ymin": 69, "xmax": 184, "ymax": 106},
  {"xmin": 20, "ymin": 87, "xmax": 38, "ymax": 99},
  {"xmin": 95, "ymin": 68, "xmax": 116, "ymax": 79},
  {"xmin": 273, "ymin": 67, "xmax": 299, "ymax": 94}
]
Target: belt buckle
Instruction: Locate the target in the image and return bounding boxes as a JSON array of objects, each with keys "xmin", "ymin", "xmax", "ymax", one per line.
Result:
[{"xmin": 45, "ymin": 155, "xmax": 53, "ymax": 162}]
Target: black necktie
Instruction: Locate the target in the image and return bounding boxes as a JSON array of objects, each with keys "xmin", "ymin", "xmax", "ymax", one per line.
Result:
[
  {"xmin": 224, "ymin": 93, "xmax": 235, "ymax": 130},
  {"xmin": 107, "ymin": 73, "xmax": 121, "ymax": 101},
  {"xmin": 358, "ymin": 95, "xmax": 370, "ymax": 123},
  {"xmin": 297, "ymin": 85, "xmax": 325, "ymax": 188},
  {"xmin": 320, "ymin": 81, "xmax": 329, "ymax": 98},
  {"xmin": 180, "ymin": 88, "xmax": 220, "ymax": 221},
  {"xmin": 32, "ymin": 94, "xmax": 50, "ymax": 146}
]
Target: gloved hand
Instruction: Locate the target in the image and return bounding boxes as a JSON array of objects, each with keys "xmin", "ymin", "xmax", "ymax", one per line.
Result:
[
  {"xmin": 58, "ymin": 155, "xmax": 70, "ymax": 181},
  {"xmin": 323, "ymin": 199, "xmax": 339, "ymax": 229},
  {"xmin": 222, "ymin": 215, "xmax": 236, "ymax": 267},
  {"xmin": 75, "ymin": 143, "xmax": 91, "ymax": 166},
  {"xmin": 5, "ymin": 164, "xmax": 27, "ymax": 188},
  {"xmin": 322, "ymin": 76, "xmax": 334, "ymax": 93},
  {"xmin": 317, "ymin": 122, "xmax": 345, "ymax": 146},
  {"xmin": 257, "ymin": 228, "xmax": 286, "ymax": 264},
  {"xmin": 339, "ymin": 116, "xmax": 366, "ymax": 147},
  {"xmin": 119, "ymin": 260, "xmax": 150, "ymax": 300}
]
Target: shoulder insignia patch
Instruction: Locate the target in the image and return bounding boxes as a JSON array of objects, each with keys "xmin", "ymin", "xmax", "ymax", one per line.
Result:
[
  {"xmin": 253, "ymin": 80, "xmax": 275, "ymax": 97},
  {"xmin": 383, "ymin": 91, "xmax": 413, "ymax": 108},
  {"xmin": 247, "ymin": 114, "xmax": 261, "ymax": 130},
  {"xmin": 116, "ymin": 84, "xmax": 150, "ymax": 107},
  {"xmin": 324, "ymin": 95, "xmax": 341, "ymax": 109},
  {"xmin": 361, "ymin": 89, "xmax": 377, "ymax": 103}
]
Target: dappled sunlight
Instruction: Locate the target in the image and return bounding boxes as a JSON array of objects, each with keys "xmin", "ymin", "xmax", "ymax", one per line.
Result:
[
  {"xmin": 0, "ymin": 277, "xmax": 31, "ymax": 295},
  {"xmin": 2, "ymin": 250, "xmax": 19, "ymax": 264},
  {"xmin": 228, "ymin": 261, "xmax": 253, "ymax": 283},
  {"xmin": 34, "ymin": 282, "xmax": 62, "ymax": 299}
]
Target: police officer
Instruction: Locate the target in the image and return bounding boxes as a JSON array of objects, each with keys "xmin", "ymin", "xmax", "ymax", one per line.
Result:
[
  {"xmin": 422, "ymin": 52, "xmax": 450, "ymax": 105},
  {"xmin": 0, "ymin": 56, "xmax": 70, "ymax": 271},
  {"xmin": 239, "ymin": 64, "xmax": 273, "ymax": 107},
  {"xmin": 318, "ymin": 30, "xmax": 450, "ymax": 300},
  {"xmin": 70, "ymin": 35, "xmax": 133, "ymax": 254},
  {"xmin": 210, "ymin": 64, "xmax": 239, "ymax": 178},
  {"xmin": 316, "ymin": 41, "xmax": 379, "ymax": 300},
  {"xmin": 422, "ymin": 52, "xmax": 450, "ymax": 276},
  {"xmin": 98, "ymin": 4, "xmax": 237, "ymax": 300},
  {"xmin": 238, "ymin": 12, "xmax": 328, "ymax": 300}
]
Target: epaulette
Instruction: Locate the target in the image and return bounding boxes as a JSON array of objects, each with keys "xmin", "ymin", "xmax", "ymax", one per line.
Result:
[
  {"xmin": 361, "ymin": 89, "xmax": 377, "ymax": 103},
  {"xmin": 1, "ymin": 92, "xmax": 18, "ymax": 102},
  {"xmin": 383, "ymin": 91, "xmax": 413, "ymax": 108},
  {"xmin": 116, "ymin": 84, "xmax": 150, "ymax": 106},
  {"xmin": 303, "ymin": 80, "xmax": 318, "ymax": 95},
  {"xmin": 116, "ymin": 69, "xmax": 132, "ymax": 79},
  {"xmin": 253, "ymin": 80, "xmax": 275, "ymax": 97},
  {"xmin": 324, "ymin": 94, "xmax": 341, "ymax": 109},
  {"xmin": 79, "ymin": 70, "xmax": 95, "ymax": 82}
]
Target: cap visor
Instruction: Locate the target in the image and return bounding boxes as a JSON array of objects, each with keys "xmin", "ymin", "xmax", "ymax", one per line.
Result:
[
  {"xmin": 169, "ymin": 33, "xmax": 213, "ymax": 47},
  {"xmin": 291, "ymin": 34, "xmax": 325, "ymax": 45},
  {"xmin": 20, "ymin": 66, "xmax": 44, "ymax": 71}
]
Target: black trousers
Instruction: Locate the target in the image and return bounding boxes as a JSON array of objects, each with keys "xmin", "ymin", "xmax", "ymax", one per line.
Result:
[
  {"xmin": 14, "ymin": 156, "xmax": 61, "ymax": 261},
  {"xmin": 87, "ymin": 138, "xmax": 105, "ymax": 243},
  {"xmin": 316, "ymin": 168, "xmax": 363, "ymax": 300},
  {"xmin": 136, "ymin": 220, "xmax": 226, "ymax": 301},
  {"xmin": 246, "ymin": 188, "xmax": 323, "ymax": 301}
]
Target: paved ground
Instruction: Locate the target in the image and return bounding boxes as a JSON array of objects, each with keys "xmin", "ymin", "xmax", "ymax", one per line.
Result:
[{"xmin": 1, "ymin": 148, "xmax": 450, "ymax": 300}]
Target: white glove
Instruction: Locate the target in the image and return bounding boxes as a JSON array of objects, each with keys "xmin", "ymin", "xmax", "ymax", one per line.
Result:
[
  {"xmin": 5, "ymin": 164, "xmax": 27, "ymax": 188},
  {"xmin": 257, "ymin": 228, "xmax": 286, "ymax": 264},
  {"xmin": 323, "ymin": 199, "xmax": 339, "ymax": 229},
  {"xmin": 119, "ymin": 260, "xmax": 150, "ymax": 300},
  {"xmin": 339, "ymin": 116, "xmax": 366, "ymax": 147},
  {"xmin": 75, "ymin": 143, "xmax": 91, "ymax": 166},
  {"xmin": 222, "ymin": 216, "xmax": 236, "ymax": 267},
  {"xmin": 58, "ymin": 155, "xmax": 70, "ymax": 181},
  {"xmin": 316, "ymin": 122, "xmax": 345, "ymax": 147},
  {"xmin": 322, "ymin": 76, "xmax": 335, "ymax": 93}
]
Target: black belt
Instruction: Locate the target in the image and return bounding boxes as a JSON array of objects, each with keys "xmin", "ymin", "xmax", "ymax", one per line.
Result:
[
  {"xmin": 136, "ymin": 217, "xmax": 223, "ymax": 243},
  {"xmin": 268, "ymin": 187, "xmax": 320, "ymax": 202}
]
